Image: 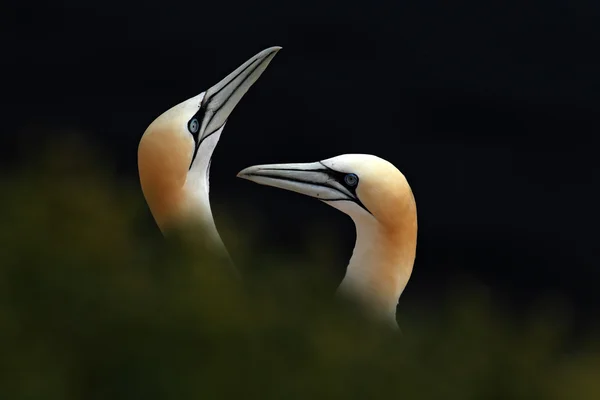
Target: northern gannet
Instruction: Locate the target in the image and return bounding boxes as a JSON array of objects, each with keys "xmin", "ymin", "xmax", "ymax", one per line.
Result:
[
  {"xmin": 138, "ymin": 47, "xmax": 280, "ymax": 266},
  {"xmin": 237, "ymin": 154, "xmax": 418, "ymax": 329}
]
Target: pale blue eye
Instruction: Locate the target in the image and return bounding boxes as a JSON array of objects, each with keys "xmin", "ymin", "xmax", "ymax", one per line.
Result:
[
  {"xmin": 188, "ymin": 118, "xmax": 199, "ymax": 134},
  {"xmin": 344, "ymin": 173, "xmax": 358, "ymax": 187}
]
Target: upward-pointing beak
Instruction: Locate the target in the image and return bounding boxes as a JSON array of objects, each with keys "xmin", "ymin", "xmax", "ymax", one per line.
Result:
[
  {"xmin": 197, "ymin": 46, "xmax": 281, "ymax": 141},
  {"xmin": 237, "ymin": 161, "xmax": 357, "ymax": 202}
]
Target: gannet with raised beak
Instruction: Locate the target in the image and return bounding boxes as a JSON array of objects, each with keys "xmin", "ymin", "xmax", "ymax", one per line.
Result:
[
  {"xmin": 237, "ymin": 154, "xmax": 418, "ymax": 329},
  {"xmin": 138, "ymin": 47, "xmax": 280, "ymax": 265}
]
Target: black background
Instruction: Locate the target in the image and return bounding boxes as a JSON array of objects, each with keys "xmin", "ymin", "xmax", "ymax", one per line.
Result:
[{"xmin": 3, "ymin": 1, "xmax": 599, "ymax": 323}]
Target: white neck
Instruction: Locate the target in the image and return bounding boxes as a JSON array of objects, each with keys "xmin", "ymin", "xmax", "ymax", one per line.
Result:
[
  {"xmin": 337, "ymin": 214, "xmax": 416, "ymax": 329},
  {"xmin": 181, "ymin": 129, "xmax": 231, "ymax": 259}
]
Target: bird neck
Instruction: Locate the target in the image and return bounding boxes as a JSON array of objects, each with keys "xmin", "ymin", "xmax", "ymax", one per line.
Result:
[
  {"xmin": 179, "ymin": 180, "xmax": 225, "ymax": 254},
  {"xmin": 338, "ymin": 215, "xmax": 417, "ymax": 328},
  {"xmin": 158, "ymin": 162, "xmax": 237, "ymax": 277},
  {"xmin": 178, "ymin": 132, "xmax": 231, "ymax": 258}
]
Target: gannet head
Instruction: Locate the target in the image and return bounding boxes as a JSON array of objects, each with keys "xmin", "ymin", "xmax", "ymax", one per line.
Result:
[
  {"xmin": 236, "ymin": 154, "xmax": 416, "ymax": 233},
  {"xmin": 237, "ymin": 154, "xmax": 417, "ymax": 327},
  {"xmin": 138, "ymin": 47, "xmax": 281, "ymax": 234}
]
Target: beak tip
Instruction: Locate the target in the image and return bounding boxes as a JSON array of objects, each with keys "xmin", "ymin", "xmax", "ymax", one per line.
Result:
[
  {"xmin": 263, "ymin": 46, "xmax": 282, "ymax": 58},
  {"xmin": 237, "ymin": 166, "xmax": 258, "ymax": 180}
]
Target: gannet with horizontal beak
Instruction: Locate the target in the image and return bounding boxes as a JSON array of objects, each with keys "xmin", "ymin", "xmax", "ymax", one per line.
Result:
[
  {"xmin": 237, "ymin": 154, "xmax": 418, "ymax": 329},
  {"xmin": 138, "ymin": 47, "xmax": 280, "ymax": 265}
]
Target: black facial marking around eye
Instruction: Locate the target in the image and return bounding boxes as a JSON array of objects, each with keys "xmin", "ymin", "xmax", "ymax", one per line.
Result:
[
  {"xmin": 188, "ymin": 107, "xmax": 206, "ymax": 169},
  {"xmin": 317, "ymin": 162, "xmax": 372, "ymax": 215}
]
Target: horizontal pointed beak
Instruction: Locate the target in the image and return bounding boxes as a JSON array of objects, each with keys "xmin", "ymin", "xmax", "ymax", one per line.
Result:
[
  {"xmin": 198, "ymin": 46, "xmax": 281, "ymax": 140},
  {"xmin": 237, "ymin": 161, "xmax": 355, "ymax": 202}
]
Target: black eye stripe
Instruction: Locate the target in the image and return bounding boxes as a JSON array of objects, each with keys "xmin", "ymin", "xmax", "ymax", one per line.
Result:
[
  {"xmin": 318, "ymin": 162, "xmax": 359, "ymax": 191},
  {"xmin": 315, "ymin": 163, "xmax": 372, "ymax": 215},
  {"xmin": 188, "ymin": 107, "xmax": 207, "ymax": 169}
]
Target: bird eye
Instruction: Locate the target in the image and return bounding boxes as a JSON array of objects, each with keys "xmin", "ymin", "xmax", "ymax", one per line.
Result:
[
  {"xmin": 344, "ymin": 173, "xmax": 358, "ymax": 187},
  {"xmin": 188, "ymin": 118, "xmax": 199, "ymax": 134}
]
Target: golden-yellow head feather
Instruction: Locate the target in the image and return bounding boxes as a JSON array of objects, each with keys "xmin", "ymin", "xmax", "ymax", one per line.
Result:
[
  {"xmin": 137, "ymin": 47, "xmax": 281, "ymax": 234},
  {"xmin": 138, "ymin": 96, "xmax": 200, "ymax": 232},
  {"xmin": 237, "ymin": 154, "xmax": 418, "ymax": 327}
]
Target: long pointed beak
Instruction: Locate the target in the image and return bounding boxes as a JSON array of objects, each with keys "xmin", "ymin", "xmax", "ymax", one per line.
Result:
[
  {"xmin": 237, "ymin": 161, "xmax": 356, "ymax": 202},
  {"xmin": 198, "ymin": 46, "xmax": 281, "ymax": 140}
]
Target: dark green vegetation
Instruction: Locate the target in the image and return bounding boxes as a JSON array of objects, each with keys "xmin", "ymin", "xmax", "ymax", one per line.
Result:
[{"xmin": 1, "ymin": 137, "xmax": 599, "ymax": 399}]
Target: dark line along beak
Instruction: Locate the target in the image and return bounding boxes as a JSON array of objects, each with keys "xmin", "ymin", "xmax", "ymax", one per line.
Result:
[
  {"xmin": 236, "ymin": 161, "xmax": 358, "ymax": 202},
  {"xmin": 197, "ymin": 46, "xmax": 281, "ymax": 142}
]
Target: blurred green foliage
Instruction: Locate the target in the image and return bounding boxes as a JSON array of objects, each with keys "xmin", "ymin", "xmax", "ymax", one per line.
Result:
[{"xmin": 1, "ymin": 136, "xmax": 599, "ymax": 399}]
